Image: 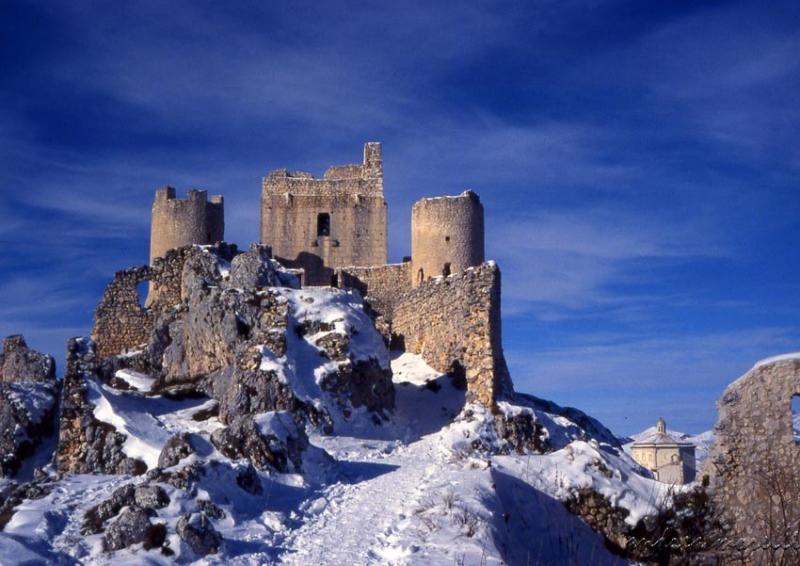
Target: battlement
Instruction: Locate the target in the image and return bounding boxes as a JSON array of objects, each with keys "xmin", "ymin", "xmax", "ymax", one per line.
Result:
[
  {"xmin": 260, "ymin": 142, "xmax": 387, "ymax": 284},
  {"xmin": 262, "ymin": 142, "xmax": 383, "ymax": 197}
]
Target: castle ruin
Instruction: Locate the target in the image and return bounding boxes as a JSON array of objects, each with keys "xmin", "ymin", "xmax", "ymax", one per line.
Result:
[
  {"xmin": 141, "ymin": 141, "xmax": 511, "ymax": 407},
  {"xmin": 260, "ymin": 143, "xmax": 387, "ymax": 286}
]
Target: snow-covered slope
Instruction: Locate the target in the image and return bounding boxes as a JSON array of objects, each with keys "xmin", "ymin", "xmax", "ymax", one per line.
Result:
[{"xmin": 0, "ymin": 351, "xmax": 678, "ymax": 565}]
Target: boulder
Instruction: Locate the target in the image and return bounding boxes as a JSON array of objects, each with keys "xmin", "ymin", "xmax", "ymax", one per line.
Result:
[
  {"xmin": 157, "ymin": 433, "xmax": 195, "ymax": 469},
  {"xmin": 103, "ymin": 506, "xmax": 152, "ymax": 551},
  {"xmin": 176, "ymin": 512, "xmax": 221, "ymax": 556}
]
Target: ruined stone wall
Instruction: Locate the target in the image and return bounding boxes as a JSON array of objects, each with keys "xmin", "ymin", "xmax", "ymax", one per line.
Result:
[
  {"xmin": 391, "ymin": 262, "xmax": 513, "ymax": 407},
  {"xmin": 260, "ymin": 143, "xmax": 387, "ymax": 285},
  {"xmin": 92, "ymin": 266, "xmax": 154, "ymax": 359},
  {"xmin": 150, "ymin": 187, "xmax": 224, "ymax": 264},
  {"xmin": 336, "ymin": 262, "xmax": 410, "ymax": 318},
  {"xmin": 411, "ymin": 191, "xmax": 484, "ymax": 287},
  {"xmin": 93, "ymin": 244, "xmax": 238, "ymax": 359},
  {"xmin": 709, "ymin": 356, "xmax": 800, "ymax": 547}
]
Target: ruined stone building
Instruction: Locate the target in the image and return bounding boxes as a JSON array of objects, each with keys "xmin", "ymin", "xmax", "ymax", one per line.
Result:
[
  {"xmin": 143, "ymin": 141, "xmax": 512, "ymax": 408},
  {"xmin": 150, "ymin": 187, "xmax": 224, "ymax": 264},
  {"xmin": 260, "ymin": 142, "xmax": 387, "ymax": 286},
  {"xmin": 630, "ymin": 418, "xmax": 696, "ymax": 484}
]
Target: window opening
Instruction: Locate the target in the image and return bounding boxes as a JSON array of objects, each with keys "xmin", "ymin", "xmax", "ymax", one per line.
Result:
[{"xmin": 317, "ymin": 213, "xmax": 331, "ymax": 237}]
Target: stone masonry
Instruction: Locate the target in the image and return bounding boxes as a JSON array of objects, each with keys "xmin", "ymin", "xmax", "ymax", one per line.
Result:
[
  {"xmin": 708, "ymin": 356, "xmax": 800, "ymax": 555},
  {"xmin": 335, "ymin": 262, "xmax": 411, "ymax": 319},
  {"xmin": 391, "ymin": 262, "xmax": 513, "ymax": 407},
  {"xmin": 150, "ymin": 187, "xmax": 224, "ymax": 264},
  {"xmin": 92, "ymin": 244, "xmax": 238, "ymax": 359},
  {"xmin": 260, "ymin": 142, "xmax": 387, "ymax": 286},
  {"xmin": 411, "ymin": 191, "xmax": 484, "ymax": 287}
]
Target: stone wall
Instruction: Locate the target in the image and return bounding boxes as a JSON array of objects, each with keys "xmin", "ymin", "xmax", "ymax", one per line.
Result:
[
  {"xmin": 709, "ymin": 356, "xmax": 800, "ymax": 550},
  {"xmin": 92, "ymin": 244, "xmax": 238, "ymax": 359},
  {"xmin": 411, "ymin": 191, "xmax": 484, "ymax": 287},
  {"xmin": 391, "ymin": 262, "xmax": 513, "ymax": 407},
  {"xmin": 150, "ymin": 187, "xmax": 224, "ymax": 264},
  {"xmin": 92, "ymin": 266, "xmax": 153, "ymax": 359},
  {"xmin": 336, "ymin": 262, "xmax": 410, "ymax": 318},
  {"xmin": 260, "ymin": 143, "xmax": 387, "ymax": 285}
]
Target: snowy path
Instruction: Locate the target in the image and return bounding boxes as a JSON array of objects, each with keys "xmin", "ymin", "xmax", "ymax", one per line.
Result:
[
  {"xmin": 278, "ymin": 435, "xmax": 441, "ymax": 565},
  {"xmin": 276, "ymin": 353, "xmax": 463, "ymax": 565}
]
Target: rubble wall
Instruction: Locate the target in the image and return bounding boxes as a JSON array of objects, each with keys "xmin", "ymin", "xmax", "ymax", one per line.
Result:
[{"xmin": 391, "ymin": 262, "xmax": 513, "ymax": 406}]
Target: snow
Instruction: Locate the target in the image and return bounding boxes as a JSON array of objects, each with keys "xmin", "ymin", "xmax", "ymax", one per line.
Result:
[
  {"xmin": 4, "ymin": 382, "xmax": 56, "ymax": 425},
  {"xmin": 114, "ymin": 369, "xmax": 156, "ymax": 392},
  {"xmin": 0, "ymin": 353, "xmax": 668, "ymax": 564},
  {"xmin": 88, "ymin": 378, "xmax": 220, "ymax": 470}
]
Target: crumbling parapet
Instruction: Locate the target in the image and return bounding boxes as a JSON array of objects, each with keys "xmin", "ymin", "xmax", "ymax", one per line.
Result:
[
  {"xmin": 92, "ymin": 244, "xmax": 239, "ymax": 360},
  {"xmin": 335, "ymin": 262, "xmax": 410, "ymax": 319},
  {"xmin": 260, "ymin": 142, "xmax": 388, "ymax": 285}
]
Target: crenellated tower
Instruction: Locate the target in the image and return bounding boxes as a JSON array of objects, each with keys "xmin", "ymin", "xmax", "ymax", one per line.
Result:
[{"xmin": 149, "ymin": 187, "xmax": 225, "ymax": 264}]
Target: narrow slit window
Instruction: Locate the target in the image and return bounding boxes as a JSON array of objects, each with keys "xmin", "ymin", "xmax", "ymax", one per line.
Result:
[
  {"xmin": 317, "ymin": 213, "xmax": 331, "ymax": 237},
  {"xmin": 442, "ymin": 263, "xmax": 451, "ymax": 277},
  {"xmin": 417, "ymin": 269, "xmax": 424, "ymax": 285},
  {"xmin": 792, "ymin": 395, "xmax": 800, "ymax": 443}
]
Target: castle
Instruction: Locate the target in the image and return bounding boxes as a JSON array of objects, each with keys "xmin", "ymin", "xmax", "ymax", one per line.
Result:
[{"xmin": 144, "ymin": 142, "xmax": 511, "ymax": 406}]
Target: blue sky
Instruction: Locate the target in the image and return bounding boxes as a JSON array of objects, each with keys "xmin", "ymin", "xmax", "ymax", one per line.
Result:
[{"xmin": 1, "ymin": 1, "xmax": 799, "ymax": 435}]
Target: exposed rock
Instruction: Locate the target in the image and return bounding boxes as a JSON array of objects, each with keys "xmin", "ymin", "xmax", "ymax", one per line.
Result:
[
  {"xmin": 83, "ymin": 484, "xmax": 135, "ymax": 534},
  {"xmin": 55, "ymin": 338, "xmax": 147, "ymax": 475},
  {"xmin": 158, "ymin": 433, "xmax": 195, "ymax": 469},
  {"xmin": 134, "ymin": 484, "xmax": 169, "ymax": 510},
  {"xmin": 320, "ymin": 359, "xmax": 395, "ymax": 416},
  {"xmin": 198, "ymin": 498, "xmax": 226, "ymax": 519},
  {"xmin": 0, "ymin": 335, "xmax": 56, "ymax": 383},
  {"xmin": 176, "ymin": 512, "xmax": 221, "ymax": 556},
  {"xmin": 103, "ymin": 506, "xmax": 152, "ymax": 551},
  {"xmin": 210, "ymin": 414, "xmax": 307, "ymax": 473},
  {"xmin": 234, "ymin": 463, "xmax": 263, "ymax": 495},
  {"xmin": 493, "ymin": 410, "xmax": 545, "ymax": 454},
  {"xmin": 0, "ymin": 335, "xmax": 59, "ymax": 477},
  {"xmin": 227, "ymin": 244, "xmax": 282, "ymax": 290}
]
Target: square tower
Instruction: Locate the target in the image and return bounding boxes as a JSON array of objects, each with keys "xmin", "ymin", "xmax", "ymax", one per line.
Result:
[{"xmin": 260, "ymin": 142, "xmax": 388, "ymax": 285}]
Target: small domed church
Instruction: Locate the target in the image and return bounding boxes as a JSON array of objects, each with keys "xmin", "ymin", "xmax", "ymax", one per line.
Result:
[{"xmin": 630, "ymin": 418, "xmax": 696, "ymax": 484}]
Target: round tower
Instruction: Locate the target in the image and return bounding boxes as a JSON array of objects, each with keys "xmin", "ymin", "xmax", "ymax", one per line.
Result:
[
  {"xmin": 149, "ymin": 187, "xmax": 225, "ymax": 264},
  {"xmin": 411, "ymin": 190, "xmax": 484, "ymax": 287}
]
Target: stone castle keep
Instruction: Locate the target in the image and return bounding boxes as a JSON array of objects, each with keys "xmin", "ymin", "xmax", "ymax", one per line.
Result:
[{"xmin": 129, "ymin": 142, "xmax": 511, "ymax": 407}]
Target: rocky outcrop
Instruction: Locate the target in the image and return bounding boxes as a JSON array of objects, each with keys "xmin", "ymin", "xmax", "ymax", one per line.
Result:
[
  {"xmin": 210, "ymin": 413, "xmax": 307, "ymax": 473},
  {"xmin": 0, "ymin": 335, "xmax": 56, "ymax": 383},
  {"xmin": 55, "ymin": 338, "xmax": 146, "ymax": 475},
  {"xmin": 0, "ymin": 335, "xmax": 59, "ymax": 477}
]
